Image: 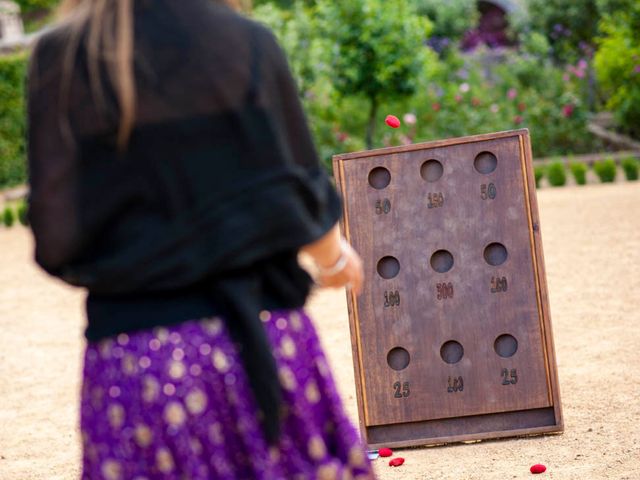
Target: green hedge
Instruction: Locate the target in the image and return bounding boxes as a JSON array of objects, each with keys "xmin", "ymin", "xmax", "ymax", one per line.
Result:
[
  {"xmin": 0, "ymin": 52, "xmax": 28, "ymax": 190},
  {"xmin": 569, "ymin": 162, "xmax": 588, "ymax": 185},
  {"xmin": 547, "ymin": 161, "xmax": 567, "ymax": 187},
  {"xmin": 593, "ymin": 158, "xmax": 617, "ymax": 183},
  {"xmin": 621, "ymin": 157, "xmax": 639, "ymax": 181}
]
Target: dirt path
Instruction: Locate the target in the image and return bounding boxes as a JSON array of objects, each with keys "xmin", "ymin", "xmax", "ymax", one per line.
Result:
[{"xmin": 1, "ymin": 182, "xmax": 639, "ymax": 479}]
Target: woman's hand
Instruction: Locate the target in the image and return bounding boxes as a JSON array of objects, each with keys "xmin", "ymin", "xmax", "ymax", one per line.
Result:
[
  {"xmin": 300, "ymin": 224, "xmax": 364, "ymax": 295},
  {"xmin": 316, "ymin": 240, "xmax": 364, "ymax": 295}
]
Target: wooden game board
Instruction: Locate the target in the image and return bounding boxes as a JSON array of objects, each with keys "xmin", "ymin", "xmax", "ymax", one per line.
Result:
[{"xmin": 333, "ymin": 129, "xmax": 563, "ymax": 448}]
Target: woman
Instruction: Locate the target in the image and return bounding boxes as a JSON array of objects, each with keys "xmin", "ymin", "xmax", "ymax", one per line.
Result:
[{"xmin": 27, "ymin": 0, "xmax": 372, "ymax": 478}]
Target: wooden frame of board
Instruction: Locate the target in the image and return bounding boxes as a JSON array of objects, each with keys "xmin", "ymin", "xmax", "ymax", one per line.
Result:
[{"xmin": 333, "ymin": 129, "xmax": 563, "ymax": 449}]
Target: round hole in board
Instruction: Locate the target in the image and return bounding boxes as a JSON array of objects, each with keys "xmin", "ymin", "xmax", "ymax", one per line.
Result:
[
  {"xmin": 420, "ymin": 159, "xmax": 444, "ymax": 182},
  {"xmin": 494, "ymin": 334, "xmax": 518, "ymax": 358},
  {"xmin": 387, "ymin": 347, "xmax": 410, "ymax": 371},
  {"xmin": 440, "ymin": 341, "xmax": 464, "ymax": 364},
  {"xmin": 377, "ymin": 256, "xmax": 400, "ymax": 279},
  {"xmin": 430, "ymin": 249, "xmax": 454, "ymax": 273},
  {"xmin": 474, "ymin": 151, "xmax": 498, "ymax": 174},
  {"xmin": 484, "ymin": 242, "xmax": 508, "ymax": 266},
  {"xmin": 368, "ymin": 167, "xmax": 391, "ymax": 189}
]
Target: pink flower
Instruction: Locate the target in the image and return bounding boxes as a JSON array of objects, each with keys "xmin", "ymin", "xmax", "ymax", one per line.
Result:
[
  {"xmin": 634, "ymin": 65, "xmax": 640, "ymax": 74},
  {"xmin": 514, "ymin": 115, "xmax": 523, "ymax": 124},
  {"xmin": 563, "ymin": 73, "xmax": 570, "ymax": 82},
  {"xmin": 490, "ymin": 104, "xmax": 499, "ymax": 113},
  {"xmin": 574, "ymin": 69, "xmax": 585, "ymax": 78},
  {"xmin": 507, "ymin": 88, "xmax": 517, "ymax": 100},
  {"xmin": 455, "ymin": 94, "xmax": 463, "ymax": 103},
  {"xmin": 562, "ymin": 104, "xmax": 574, "ymax": 117},
  {"xmin": 578, "ymin": 59, "xmax": 588, "ymax": 70},
  {"xmin": 403, "ymin": 113, "xmax": 417, "ymax": 125},
  {"xmin": 432, "ymin": 102, "xmax": 441, "ymax": 112}
]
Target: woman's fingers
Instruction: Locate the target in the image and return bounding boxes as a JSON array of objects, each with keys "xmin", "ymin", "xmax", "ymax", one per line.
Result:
[{"xmin": 318, "ymin": 243, "xmax": 364, "ymax": 295}]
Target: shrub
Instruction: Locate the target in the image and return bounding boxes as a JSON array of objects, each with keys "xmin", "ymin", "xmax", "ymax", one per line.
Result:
[
  {"xmin": 593, "ymin": 158, "xmax": 617, "ymax": 182},
  {"xmin": 0, "ymin": 52, "xmax": 29, "ymax": 189},
  {"xmin": 17, "ymin": 200, "xmax": 29, "ymax": 226},
  {"xmin": 621, "ymin": 157, "xmax": 639, "ymax": 181},
  {"xmin": 523, "ymin": 0, "xmax": 600, "ymax": 63},
  {"xmin": 2, "ymin": 205, "xmax": 15, "ymax": 227},
  {"xmin": 534, "ymin": 165, "xmax": 545, "ymax": 188},
  {"xmin": 569, "ymin": 162, "xmax": 588, "ymax": 185},
  {"xmin": 547, "ymin": 161, "xmax": 567, "ymax": 186},
  {"xmin": 594, "ymin": 5, "xmax": 640, "ymax": 138},
  {"xmin": 410, "ymin": 0, "xmax": 478, "ymax": 44}
]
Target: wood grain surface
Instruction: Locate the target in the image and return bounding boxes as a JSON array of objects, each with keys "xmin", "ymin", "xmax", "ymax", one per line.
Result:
[{"xmin": 333, "ymin": 129, "xmax": 562, "ymax": 447}]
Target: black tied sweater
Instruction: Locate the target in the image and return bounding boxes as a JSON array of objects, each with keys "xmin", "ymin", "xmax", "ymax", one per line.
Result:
[{"xmin": 26, "ymin": 0, "xmax": 341, "ymax": 443}]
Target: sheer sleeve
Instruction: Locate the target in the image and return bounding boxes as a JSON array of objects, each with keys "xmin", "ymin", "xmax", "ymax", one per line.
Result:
[
  {"xmin": 252, "ymin": 25, "xmax": 342, "ymax": 236},
  {"xmin": 253, "ymin": 25, "xmax": 326, "ymax": 172},
  {"xmin": 27, "ymin": 34, "xmax": 83, "ymax": 275}
]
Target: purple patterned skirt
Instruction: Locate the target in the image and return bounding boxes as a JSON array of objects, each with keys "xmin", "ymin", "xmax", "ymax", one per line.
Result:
[{"xmin": 80, "ymin": 308, "xmax": 374, "ymax": 479}]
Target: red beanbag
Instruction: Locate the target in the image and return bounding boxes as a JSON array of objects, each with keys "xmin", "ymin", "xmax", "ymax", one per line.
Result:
[
  {"xmin": 389, "ymin": 457, "xmax": 405, "ymax": 467},
  {"xmin": 530, "ymin": 464, "xmax": 547, "ymax": 474},
  {"xmin": 385, "ymin": 115, "xmax": 401, "ymax": 128},
  {"xmin": 378, "ymin": 448, "xmax": 393, "ymax": 457}
]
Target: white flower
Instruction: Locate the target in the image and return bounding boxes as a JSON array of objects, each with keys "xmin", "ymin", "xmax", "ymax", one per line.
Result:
[
  {"xmin": 490, "ymin": 104, "xmax": 500, "ymax": 113},
  {"xmin": 459, "ymin": 83, "xmax": 470, "ymax": 93},
  {"xmin": 403, "ymin": 113, "xmax": 417, "ymax": 125}
]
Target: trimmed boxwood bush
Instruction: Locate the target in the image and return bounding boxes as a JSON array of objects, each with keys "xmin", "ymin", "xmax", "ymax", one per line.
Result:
[
  {"xmin": 0, "ymin": 52, "xmax": 29, "ymax": 189},
  {"xmin": 621, "ymin": 157, "xmax": 639, "ymax": 181},
  {"xmin": 593, "ymin": 158, "xmax": 617, "ymax": 183},
  {"xmin": 17, "ymin": 199, "xmax": 28, "ymax": 226},
  {"xmin": 534, "ymin": 165, "xmax": 545, "ymax": 188},
  {"xmin": 569, "ymin": 162, "xmax": 588, "ymax": 185},
  {"xmin": 546, "ymin": 161, "xmax": 566, "ymax": 187},
  {"xmin": 2, "ymin": 205, "xmax": 15, "ymax": 227}
]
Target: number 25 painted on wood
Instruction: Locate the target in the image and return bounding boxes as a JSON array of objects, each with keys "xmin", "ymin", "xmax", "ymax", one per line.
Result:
[{"xmin": 393, "ymin": 381, "xmax": 410, "ymax": 398}]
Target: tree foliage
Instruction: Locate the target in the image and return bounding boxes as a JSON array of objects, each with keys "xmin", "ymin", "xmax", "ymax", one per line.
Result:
[
  {"xmin": 316, "ymin": 0, "xmax": 431, "ymax": 148},
  {"xmin": 594, "ymin": 4, "xmax": 640, "ymax": 138},
  {"xmin": 410, "ymin": 0, "xmax": 478, "ymax": 41},
  {"xmin": 0, "ymin": 53, "xmax": 28, "ymax": 189},
  {"xmin": 13, "ymin": 0, "xmax": 60, "ymax": 15}
]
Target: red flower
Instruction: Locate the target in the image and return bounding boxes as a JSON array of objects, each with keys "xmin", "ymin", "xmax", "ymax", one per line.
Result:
[
  {"xmin": 378, "ymin": 448, "xmax": 393, "ymax": 457},
  {"xmin": 472, "ymin": 97, "xmax": 481, "ymax": 107},
  {"xmin": 562, "ymin": 104, "xmax": 574, "ymax": 117},
  {"xmin": 389, "ymin": 457, "xmax": 405, "ymax": 467},
  {"xmin": 530, "ymin": 464, "xmax": 547, "ymax": 474},
  {"xmin": 514, "ymin": 115, "xmax": 523, "ymax": 124},
  {"xmin": 336, "ymin": 132, "xmax": 349, "ymax": 143},
  {"xmin": 455, "ymin": 94, "xmax": 463, "ymax": 103},
  {"xmin": 432, "ymin": 102, "xmax": 441, "ymax": 112},
  {"xmin": 518, "ymin": 102, "xmax": 526, "ymax": 112},
  {"xmin": 385, "ymin": 115, "xmax": 401, "ymax": 128}
]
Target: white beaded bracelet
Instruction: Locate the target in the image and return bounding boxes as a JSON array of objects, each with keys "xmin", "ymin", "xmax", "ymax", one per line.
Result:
[{"xmin": 317, "ymin": 239, "xmax": 350, "ymax": 277}]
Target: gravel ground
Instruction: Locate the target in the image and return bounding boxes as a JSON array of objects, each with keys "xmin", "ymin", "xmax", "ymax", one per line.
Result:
[{"xmin": 1, "ymin": 182, "xmax": 639, "ymax": 479}]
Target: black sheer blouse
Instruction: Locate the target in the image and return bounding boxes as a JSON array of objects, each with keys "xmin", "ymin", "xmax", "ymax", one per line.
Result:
[{"xmin": 27, "ymin": 0, "xmax": 341, "ymax": 442}]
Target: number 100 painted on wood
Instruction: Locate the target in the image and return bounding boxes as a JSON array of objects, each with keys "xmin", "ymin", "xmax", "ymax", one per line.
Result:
[{"xmin": 333, "ymin": 129, "xmax": 563, "ymax": 449}]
